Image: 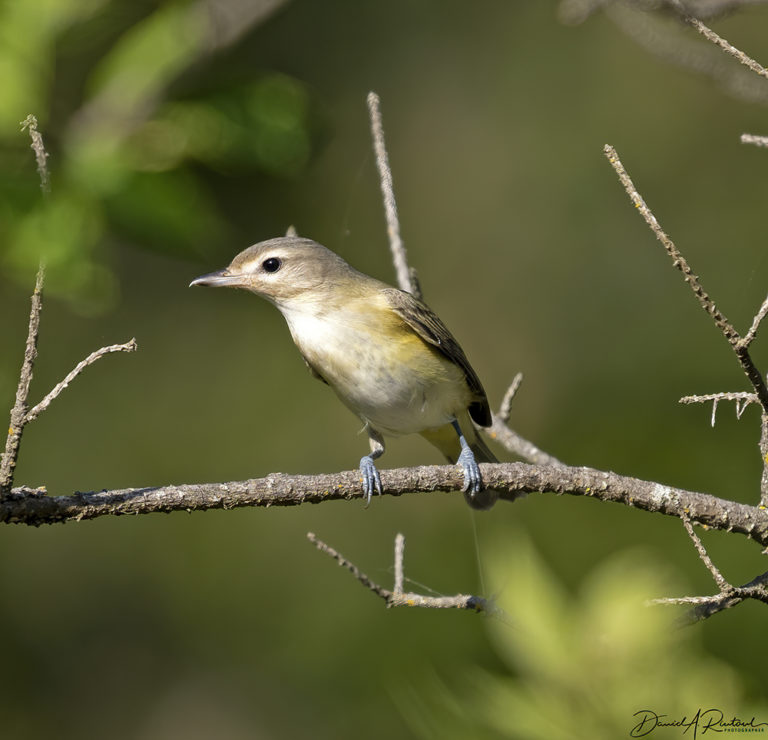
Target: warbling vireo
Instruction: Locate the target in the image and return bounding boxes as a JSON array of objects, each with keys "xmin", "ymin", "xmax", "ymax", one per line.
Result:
[{"xmin": 191, "ymin": 236, "xmax": 498, "ymax": 509}]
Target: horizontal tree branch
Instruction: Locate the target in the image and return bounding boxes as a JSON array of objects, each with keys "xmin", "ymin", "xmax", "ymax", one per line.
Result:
[{"xmin": 5, "ymin": 463, "xmax": 768, "ymax": 547}]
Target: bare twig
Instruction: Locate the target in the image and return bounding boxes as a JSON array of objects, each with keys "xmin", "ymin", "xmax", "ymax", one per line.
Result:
[
  {"xmin": 741, "ymin": 133, "xmax": 768, "ymax": 147},
  {"xmin": 497, "ymin": 372, "xmax": 524, "ymax": 424},
  {"xmin": 367, "ymin": 91, "xmax": 420, "ymax": 299},
  {"xmin": 307, "ymin": 532, "xmax": 491, "ymax": 612},
  {"xmin": 488, "ymin": 415, "xmax": 564, "ymax": 467},
  {"xmin": 760, "ymin": 414, "xmax": 768, "ymax": 508},
  {"xmin": 2, "ymin": 117, "xmax": 54, "ymax": 494},
  {"xmin": 681, "ymin": 511, "xmax": 729, "ymax": 591},
  {"xmin": 20, "ymin": 115, "xmax": 51, "ymax": 196},
  {"xmin": 744, "ymin": 293, "xmax": 768, "ymax": 347},
  {"xmin": 394, "ymin": 532, "xmax": 405, "ymax": 594},
  {"xmin": 597, "ymin": 2, "xmax": 768, "ymax": 107},
  {"xmin": 4, "ymin": 463, "xmax": 768, "ymax": 550},
  {"xmin": 606, "ymin": 144, "xmax": 768, "ymax": 503},
  {"xmin": 604, "ymin": 144, "xmax": 768, "ymax": 415},
  {"xmin": 650, "ymin": 513, "xmax": 768, "ymax": 621},
  {"xmin": 560, "ymin": 0, "xmax": 768, "ymax": 24},
  {"xmin": 3, "ymin": 116, "xmax": 137, "ymax": 497},
  {"xmin": 678, "ymin": 11, "xmax": 768, "ymax": 81},
  {"xmin": 489, "ymin": 373, "xmax": 564, "ymax": 465},
  {"xmin": 0, "ymin": 268, "xmax": 45, "ymax": 495},
  {"xmin": 24, "ymin": 339, "xmax": 138, "ymax": 423},
  {"xmin": 604, "ymin": 145, "xmax": 737, "ymax": 341},
  {"xmin": 307, "ymin": 532, "xmax": 392, "ymax": 601},
  {"xmin": 679, "ymin": 391, "xmax": 758, "ymax": 426},
  {"xmin": 679, "ymin": 391, "xmax": 758, "ymax": 405}
]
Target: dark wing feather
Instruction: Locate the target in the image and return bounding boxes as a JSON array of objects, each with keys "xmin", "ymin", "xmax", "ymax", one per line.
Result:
[{"xmin": 383, "ymin": 289, "xmax": 492, "ymax": 427}]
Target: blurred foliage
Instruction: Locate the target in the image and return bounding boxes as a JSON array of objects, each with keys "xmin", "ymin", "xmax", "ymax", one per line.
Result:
[
  {"xmin": 0, "ymin": 0, "xmax": 312, "ymax": 312},
  {"xmin": 400, "ymin": 535, "xmax": 766, "ymax": 739}
]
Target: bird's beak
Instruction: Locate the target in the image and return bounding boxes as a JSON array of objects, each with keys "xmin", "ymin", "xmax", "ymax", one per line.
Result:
[{"xmin": 189, "ymin": 269, "xmax": 242, "ymax": 288}]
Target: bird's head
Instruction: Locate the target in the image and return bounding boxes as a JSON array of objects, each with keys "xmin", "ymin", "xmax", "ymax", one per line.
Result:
[{"xmin": 190, "ymin": 236, "xmax": 357, "ymax": 307}]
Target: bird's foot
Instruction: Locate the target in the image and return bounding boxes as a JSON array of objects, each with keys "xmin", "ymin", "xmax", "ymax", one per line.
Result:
[
  {"xmin": 458, "ymin": 447, "xmax": 498, "ymax": 510},
  {"xmin": 457, "ymin": 446, "xmax": 482, "ymax": 495},
  {"xmin": 359, "ymin": 454, "xmax": 383, "ymax": 506}
]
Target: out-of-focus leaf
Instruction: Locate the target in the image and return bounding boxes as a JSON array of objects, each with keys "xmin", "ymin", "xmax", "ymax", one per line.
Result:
[
  {"xmin": 132, "ymin": 75, "xmax": 313, "ymax": 177},
  {"xmin": 105, "ymin": 170, "xmax": 225, "ymax": 256},
  {"xmin": 403, "ymin": 534, "xmax": 762, "ymax": 740},
  {"xmin": 0, "ymin": 0, "xmax": 108, "ymax": 126}
]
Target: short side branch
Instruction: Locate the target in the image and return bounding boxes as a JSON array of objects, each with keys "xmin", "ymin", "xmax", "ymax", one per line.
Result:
[
  {"xmin": 0, "ymin": 267, "xmax": 45, "ymax": 495},
  {"xmin": 489, "ymin": 374, "xmax": 564, "ymax": 467},
  {"xmin": 743, "ymin": 293, "xmax": 768, "ymax": 348},
  {"xmin": 24, "ymin": 339, "xmax": 138, "ymax": 423},
  {"xmin": 679, "ymin": 391, "xmax": 758, "ymax": 427},
  {"xmin": 679, "ymin": 11, "xmax": 768, "ymax": 81},
  {"xmin": 604, "ymin": 144, "xmax": 768, "ymax": 415},
  {"xmin": 651, "ymin": 513, "xmax": 768, "ymax": 622},
  {"xmin": 367, "ymin": 91, "xmax": 420, "ymax": 299},
  {"xmin": 741, "ymin": 133, "xmax": 768, "ymax": 148},
  {"xmin": 680, "ymin": 511, "xmax": 729, "ymax": 592},
  {"xmin": 20, "ymin": 115, "xmax": 51, "ymax": 196},
  {"xmin": 307, "ymin": 532, "xmax": 491, "ymax": 612}
]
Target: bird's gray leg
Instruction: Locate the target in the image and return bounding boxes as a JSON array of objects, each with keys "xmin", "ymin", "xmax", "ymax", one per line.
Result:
[
  {"xmin": 451, "ymin": 419, "xmax": 482, "ymax": 495},
  {"xmin": 360, "ymin": 428, "xmax": 385, "ymax": 506}
]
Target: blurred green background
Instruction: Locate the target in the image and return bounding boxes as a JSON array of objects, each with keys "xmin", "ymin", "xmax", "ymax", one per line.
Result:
[{"xmin": 2, "ymin": 0, "xmax": 768, "ymax": 737}]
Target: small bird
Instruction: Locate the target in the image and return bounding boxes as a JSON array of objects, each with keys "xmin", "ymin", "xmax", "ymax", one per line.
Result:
[{"xmin": 190, "ymin": 236, "xmax": 498, "ymax": 509}]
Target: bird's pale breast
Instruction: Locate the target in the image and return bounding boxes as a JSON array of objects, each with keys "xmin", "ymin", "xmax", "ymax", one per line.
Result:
[{"xmin": 279, "ymin": 296, "xmax": 471, "ymax": 436}]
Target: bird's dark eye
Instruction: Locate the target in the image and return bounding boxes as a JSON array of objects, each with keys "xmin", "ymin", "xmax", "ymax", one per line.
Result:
[{"xmin": 262, "ymin": 257, "xmax": 282, "ymax": 273}]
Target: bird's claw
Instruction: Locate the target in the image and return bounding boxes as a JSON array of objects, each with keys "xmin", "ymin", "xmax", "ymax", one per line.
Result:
[
  {"xmin": 458, "ymin": 446, "xmax": 482, "ymax": 495},
  {"xmin": 458, "ymin": 446, "xmax": 498, "ymax": 509},
  {"xmin": 359, "ymin": 454, "xmax": 383, "ymax": 506}
]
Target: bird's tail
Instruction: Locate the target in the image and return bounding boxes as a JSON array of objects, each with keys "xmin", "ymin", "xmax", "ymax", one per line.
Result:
[
  {"xmin": 419, "ymin": 414, "xmax": 499, "ymax": 510},
  {"xmin": 420, "ymin": 415, "xmax": 497, "ymax": 464}
]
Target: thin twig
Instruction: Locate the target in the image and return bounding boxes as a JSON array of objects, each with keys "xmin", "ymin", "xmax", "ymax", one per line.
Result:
[
  {"xmin": 604, "ymin": 144, "xmax": 768, "ymax": 414},
  {"xmin": 1, "ymin": 117, "xmax": 51, "ymax": 495},
  {"xmin": 24, "ymin": 339, "xmax": 138, "ymax": 423},
  {"xmin": 679, "ymin": 391, "xmax": 758, "ymax": 425},
  {"xmin": 394, "ymin": 532, "xmax": 405, "ymax": 594},
  {"xmin": 488, "ymin": 374, "xmax": 565, "ymax": 465},
  {"xmin": 681, "ymin": 511, "xmax": 729, "ymax": 591},
  {"xmin": 498, "ymin": 373, "xmax": 524, "ymax": 424},
  {"xmin": 488, "ymin": 415, "xmax": 564, "ymax": 467},
  {"xmin": 20, "ymin": 115, "xmax": 51, "ymax": 196},
  {"xmin": 741, "ymin": 133, "xmax": 768, "ymax": 148},
  {"xmin": 760, "ymin": 414, "xmax": 768, "ymax": 508},
  {"xmin": 604, "ymin": 145, "xmax": 738, "ymax": 343},
  {"xmin": 679, "ymin": 11, "xmax": 768, "ymax": 81},
  {"xmin": 650, "ymin": 514, "xmax": 768, "ymax": 621},
  {"xmin": 0, "ymin": 268, "xmax": 45, "ymax": 495},
  {"xmin": 367, "ymin": 92, "xmax": 419, "ymax": 298},
  {"xmin": 307, "ymin": 532, "xmax": 491, "ymax": 612},
  {"xmin": 306, "ymin": 532, "xmax": 391, "ymax": 601},
  {"xmin": 679, "ymin": 391, "xmax": 758, "ymax": 405},
  {"xmin": 744, "ymin": 293, "xmax": 768, "ymax": 347}
]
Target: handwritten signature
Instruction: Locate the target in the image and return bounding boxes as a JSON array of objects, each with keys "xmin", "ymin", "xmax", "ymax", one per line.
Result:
[{"xmin": 631, "ymin": 709, "xmax": 768, "ymax": 738}]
